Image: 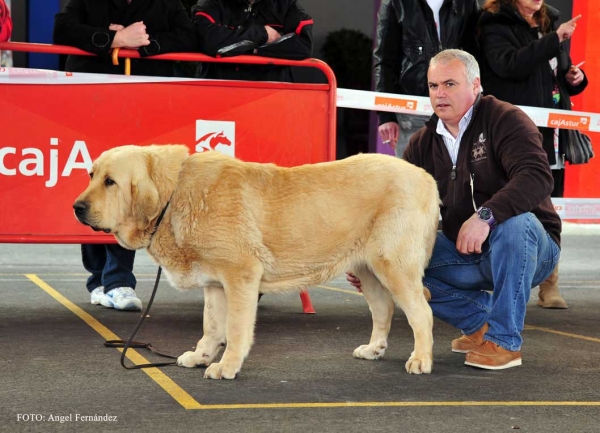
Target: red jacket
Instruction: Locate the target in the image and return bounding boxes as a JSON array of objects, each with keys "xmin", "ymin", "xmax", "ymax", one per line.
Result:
[{"xmin": 0, "ymin": 0, "xmax": 12, "ymax": 42}]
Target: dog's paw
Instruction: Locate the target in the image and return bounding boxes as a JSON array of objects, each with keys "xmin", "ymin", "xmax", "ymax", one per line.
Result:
[
  {"xmin": 204, "ymin": 362, "xmax": 237, "ymax": 380},
  {"xmin": 177, "ymin": 351, "xmax": 208, "ymax": 368},
  {"xmin": 353, "ymin": 343, "xmax": 387, "ymax": 360},
  {"xmin": 405, "ymin": 352, "xmax": 433, "ymax": 374}
]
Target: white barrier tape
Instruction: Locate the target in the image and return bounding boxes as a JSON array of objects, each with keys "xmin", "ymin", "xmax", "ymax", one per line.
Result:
[
  {"xmin": 336, "ymin": 88, "xmax": 600, "ymax": 133},
  {"xmin": 2, "ymin": 67, "xmax": 600, "ymax": 132},
  {"xmin": 552, "ymin": 198, "xmax": 600, "ymax": 220}
]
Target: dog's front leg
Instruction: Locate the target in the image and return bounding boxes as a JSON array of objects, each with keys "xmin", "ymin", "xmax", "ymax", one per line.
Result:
[
  {"xmin": 352, "ymin": 270, "xmax": 395, "ymax": 360},
  {"xmin": 204, "ymin": 265, "xmax": 262, "ymax": 379},
  {"xmin": 178, "ymin": 285, "xmax": 227, "ymax": 368}
]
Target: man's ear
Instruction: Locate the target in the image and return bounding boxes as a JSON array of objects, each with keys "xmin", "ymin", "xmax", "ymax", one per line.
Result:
[{"xmin": 473, "ymin": 76, "xmax": 481, "ymax": 95}]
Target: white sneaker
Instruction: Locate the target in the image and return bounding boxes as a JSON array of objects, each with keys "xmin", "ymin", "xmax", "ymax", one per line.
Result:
[
  {"xmin": 101, "ymin": 287, "xmax": 142, "ymax": 311},
  {"xmin": 90, "ymin": 287, "xmax": 108, "ymax": 305}
]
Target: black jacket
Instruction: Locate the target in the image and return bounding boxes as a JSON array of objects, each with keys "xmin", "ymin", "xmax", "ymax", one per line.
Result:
[
  {"xmin": 54, "ymin": 0, "xmax": 197, "ymax": 77},
  {"xmin": 478, "ymin": 4, "xmax": 588, "ymax": 164},
  {"xmin": 406, "ymin": 96, "xmax": 560, "ymax": 246},
  {"xmin": 374, "ymin": 0, "xmax": 480, "ymax": 125},
  {"xmin": 192, "ymin": 0, "xmax": 313, "ymax": 82}
]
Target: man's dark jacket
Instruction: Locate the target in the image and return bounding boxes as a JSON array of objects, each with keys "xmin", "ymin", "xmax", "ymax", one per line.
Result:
[
  {"xmin": 374, "ymin": 0, "xmax": 480, "ymax": 125},
  {"xmin": 405, "ymin": 95, "xmax": 561, "ymax": 247},
  {"xmin": 192, "ymin": 0, "xmax": 313, "ymax": 82},
  {"xmin": 54, "ymin": 0, "xmax": 196, "ymax": 77},
  {"xmin": 478, "ymin": 4, "xmax": 588, "ymax": 164}
]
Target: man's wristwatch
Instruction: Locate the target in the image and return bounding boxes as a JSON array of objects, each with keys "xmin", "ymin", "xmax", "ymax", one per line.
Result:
[{"xmin": 477, "ymin": 206, "xmax": 496, "ymax": 230}]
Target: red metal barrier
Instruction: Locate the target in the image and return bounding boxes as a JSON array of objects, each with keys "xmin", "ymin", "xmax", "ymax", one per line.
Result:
[{"xmin": 0, "ymin": 42, "xmax": 337, "ymax": 244}]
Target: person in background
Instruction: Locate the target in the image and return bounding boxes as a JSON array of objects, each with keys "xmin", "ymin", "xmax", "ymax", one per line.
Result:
[
  {"xmin": 54, "ymin": 0, "xmax": 196, "ymax": 311},
  {"xmin": 192, "ymin": 0, "xmax": 313, "ymax": 82},
  {"xmin": 348, "ymin": 49, "xmax": 561, "ymax": 370},
  {"xmin": 478, "ymin": 0, "xmax": 588, "ymax": 309},
  {"xmin": 373, "ymin": 0, "xmax": 480, "ymax": 158},
  {"xmin": 0, "ymin": 0, "xmax": 12, "ymax": 42}
]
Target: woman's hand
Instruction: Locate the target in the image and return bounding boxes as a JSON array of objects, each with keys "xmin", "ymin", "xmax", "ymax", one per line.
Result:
[
  {"xmin": 565, "ymin": 64, "xmax": 584, "ymax": 86},
  {"xmin": 557, "ymin": 14, "xmax": 581, "ymax": 43}
]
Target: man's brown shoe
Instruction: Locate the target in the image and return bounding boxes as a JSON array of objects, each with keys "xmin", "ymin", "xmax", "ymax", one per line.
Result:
[
  {"xmin": 451, "ymin": 323, "xmax": 488, "ymax": 353},
  {"xmin": 464, "ymin": 341, "xmax": 522, "ymax": 370}
]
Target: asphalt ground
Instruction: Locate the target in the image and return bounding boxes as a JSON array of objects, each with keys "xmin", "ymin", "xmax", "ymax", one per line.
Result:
[{"xmin": 1, "ymin": 229, "xmax": 599, "ymax": 433}]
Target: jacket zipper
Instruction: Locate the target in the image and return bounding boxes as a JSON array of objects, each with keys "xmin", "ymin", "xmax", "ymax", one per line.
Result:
[{"xmin": 451, "ymin": 165, "xmax": 457, "ymax": 206}]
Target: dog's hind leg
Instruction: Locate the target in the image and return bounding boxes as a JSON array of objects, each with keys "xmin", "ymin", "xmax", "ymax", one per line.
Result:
[
  {"xmin": 204, "ymin": 260, "xmax": 263, "ymax": 380},
  {"xmin": 177, "ymin": 285, "xmax": 227, "ymax": 369},
  {"xmin": 352, "ymin": 267, "xmax": 395, "ymax": 361},
  {"xmin": 372, "ymin": 259, "xmax": 434, "ymax": 374}
]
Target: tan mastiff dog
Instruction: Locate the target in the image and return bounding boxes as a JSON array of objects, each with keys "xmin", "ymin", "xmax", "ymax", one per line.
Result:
[{"xmin": 73, "ymin": 145, "xmax": 440, "ymax": 379}]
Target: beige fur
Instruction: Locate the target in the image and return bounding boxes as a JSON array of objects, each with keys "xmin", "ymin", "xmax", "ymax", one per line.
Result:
[{"xmin": 74, "ymin": 144, "xmax": 440, "ymax": 379}]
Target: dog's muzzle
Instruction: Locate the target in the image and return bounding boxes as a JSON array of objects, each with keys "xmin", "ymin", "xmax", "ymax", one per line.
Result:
[{"xmin": 73, "ymin": 201, "xmax": 111, "ymax": 233}]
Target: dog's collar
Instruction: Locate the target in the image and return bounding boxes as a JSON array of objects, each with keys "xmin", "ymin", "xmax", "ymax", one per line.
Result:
[{"xmin": 150, "ymin": 200, "xmax": 170, "ymax": 241}]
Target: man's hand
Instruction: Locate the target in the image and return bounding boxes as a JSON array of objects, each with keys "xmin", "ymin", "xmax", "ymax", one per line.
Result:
[
  {"xmin": 109, "ymin": 24, "xmax": 125, "ymax": 32},
  {"xmin": 346, "ymin": 272, "xmax": 362, "ymax": 292},
  {"xmin": 456, "ymin": 213, "xmax": 490, "ymax": 255},
  {"xmin": 264, "ymin": 25, "xmax": 281, "ymax": 44},
  {"xmin": 557, "ymin": 14, "xmax": 581, "ymax": 43},
  {"xmin": 111, "ymin": 21, "xmax": 150, "ymax": 49},
  {"xmin": 378, "ymin": 122, "xmax": 399, "ymax": 150}
]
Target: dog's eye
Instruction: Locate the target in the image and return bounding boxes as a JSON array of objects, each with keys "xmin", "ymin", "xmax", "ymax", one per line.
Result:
[
  {"xmin": 89, "ymin": 172, "xmax": 94, "ymax": 179},
  {"xmin": 104, "ymin": 178, "xmax": 116, "ymax": 187}
]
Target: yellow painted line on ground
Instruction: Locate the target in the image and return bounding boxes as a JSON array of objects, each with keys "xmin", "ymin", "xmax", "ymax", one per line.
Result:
[
  {"xmin": 525, "ymin": 325, "xmax": 600, "ymax": 344},
  {"xmin": 188, "ymin": 401, "xmax": 600, "ymax": 410},
  {"xmin": 22, "ymin": 275, "xmax": 600, "ymax": 412},
  {"xmin": 25, "ymin": 274, "xmax": 203, "ymax": 410},
  {"xmin": 318, "ymin": 287, "xmax": 600, "ymax": 344}
]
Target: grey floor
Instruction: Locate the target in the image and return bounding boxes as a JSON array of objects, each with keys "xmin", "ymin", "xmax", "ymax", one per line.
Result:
[{"xmin": 1, "ymin": 232, "xmax": 599, "ymax": 433}]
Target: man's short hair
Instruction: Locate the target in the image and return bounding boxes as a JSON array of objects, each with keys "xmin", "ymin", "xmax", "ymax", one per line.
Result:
[{"xmin": 430, "ymin": 49, "xmax": 481, "ymax": 87}]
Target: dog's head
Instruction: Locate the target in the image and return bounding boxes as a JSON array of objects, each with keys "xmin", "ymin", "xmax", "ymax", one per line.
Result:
[{"xmin": 73, "ymin": 144, "xmax": 189, "ymax": 249}]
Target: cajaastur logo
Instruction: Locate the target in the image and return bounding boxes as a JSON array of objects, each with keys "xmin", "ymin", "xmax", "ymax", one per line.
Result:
[
  {"xmin": 0, "ymin": 137, "xmax": 92, "ymax": 188},
  {"xmin": 195, "ymin": 120, "xmax": 235, "ymax": 156}
]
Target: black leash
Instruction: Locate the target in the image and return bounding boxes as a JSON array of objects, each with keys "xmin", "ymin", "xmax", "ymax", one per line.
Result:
[
  {"xmin": 104, "ymin": 266, "xmax": 179, "ymax": 369},
  {"xmin": 104, "ymin": 201, "xmax": 178, "ymax": 369}
]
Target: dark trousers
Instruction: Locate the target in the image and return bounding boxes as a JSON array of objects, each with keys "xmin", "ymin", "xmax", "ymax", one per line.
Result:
[
  {"xmin": 82, "ymin": 244, "xmax": 136, "ymax": 293},
  {"xmin": 551, "ymin": 169, "xmax": 565, "ymax": 198}
]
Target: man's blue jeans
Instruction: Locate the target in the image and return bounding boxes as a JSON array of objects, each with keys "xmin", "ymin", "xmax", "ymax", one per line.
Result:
[
  {"xmin": 82, "ymin": 244, "xmax": 136, "ymax": 293},
  {"xmin": 424, "ymin": 213, "xmax": 560, "ymax": 351}
]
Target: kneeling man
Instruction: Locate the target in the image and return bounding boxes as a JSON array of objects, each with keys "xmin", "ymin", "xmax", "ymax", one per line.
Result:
[{"xmin": 349, "ymin": 49, "xmax": 560, "ymax": 370}]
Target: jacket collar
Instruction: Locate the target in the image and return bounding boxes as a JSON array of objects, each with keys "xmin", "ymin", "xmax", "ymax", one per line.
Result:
[{"xmin": 425, "ymin": 93, "xmax": 483, "ymax": 133}]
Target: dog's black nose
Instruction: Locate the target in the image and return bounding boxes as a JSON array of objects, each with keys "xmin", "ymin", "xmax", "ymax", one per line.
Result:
[{"xmin": 73, "ymin": 201, "xmax": 88, "ymax": 216}]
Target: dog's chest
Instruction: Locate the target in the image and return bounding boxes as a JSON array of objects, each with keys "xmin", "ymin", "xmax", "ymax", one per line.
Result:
[{"xmin": 162, "ymin": 265, "xmax": 222, "ymax": 291}]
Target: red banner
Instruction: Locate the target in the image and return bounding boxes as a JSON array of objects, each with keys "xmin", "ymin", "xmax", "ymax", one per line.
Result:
[{"xmin": 0, "ymin": 76, "xmax": 335, "ymax": 242}]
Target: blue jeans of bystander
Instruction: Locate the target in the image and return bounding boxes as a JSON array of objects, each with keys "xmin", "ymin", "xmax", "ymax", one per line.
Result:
[{"xmin": 82, "ymin": 243, "xmax": 136, "ymax": 293}]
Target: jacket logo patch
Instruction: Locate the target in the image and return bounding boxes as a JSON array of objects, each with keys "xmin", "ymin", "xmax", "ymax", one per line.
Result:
[{"xmin": 471, "ymin": 133, "xmax": 487, "ymax": 163}]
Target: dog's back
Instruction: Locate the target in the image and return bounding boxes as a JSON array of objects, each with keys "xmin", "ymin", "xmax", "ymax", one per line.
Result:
[{"xmin": 173, "ymin": 152, "xmax": 439, "ymax": 293}]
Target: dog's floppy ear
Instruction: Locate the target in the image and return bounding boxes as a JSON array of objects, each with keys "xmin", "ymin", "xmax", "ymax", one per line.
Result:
[
  {"xmin": 130, "ymin": 145, "xmax": 189, "ymax": 231},
  {"xmin": 131, "ymin": 156, "xmax": 161, "ymax": 231}
]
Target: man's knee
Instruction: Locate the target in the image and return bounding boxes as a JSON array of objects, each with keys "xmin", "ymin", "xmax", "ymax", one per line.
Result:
[{"xmin": 489, "ymin": 212, "xmax": 549, "ymax": 255}]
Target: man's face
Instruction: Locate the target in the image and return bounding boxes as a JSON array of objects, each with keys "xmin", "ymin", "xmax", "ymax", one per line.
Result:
[{"xmin": 427, "ymin": 59, "xmax": 480, "ymax": 127}]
